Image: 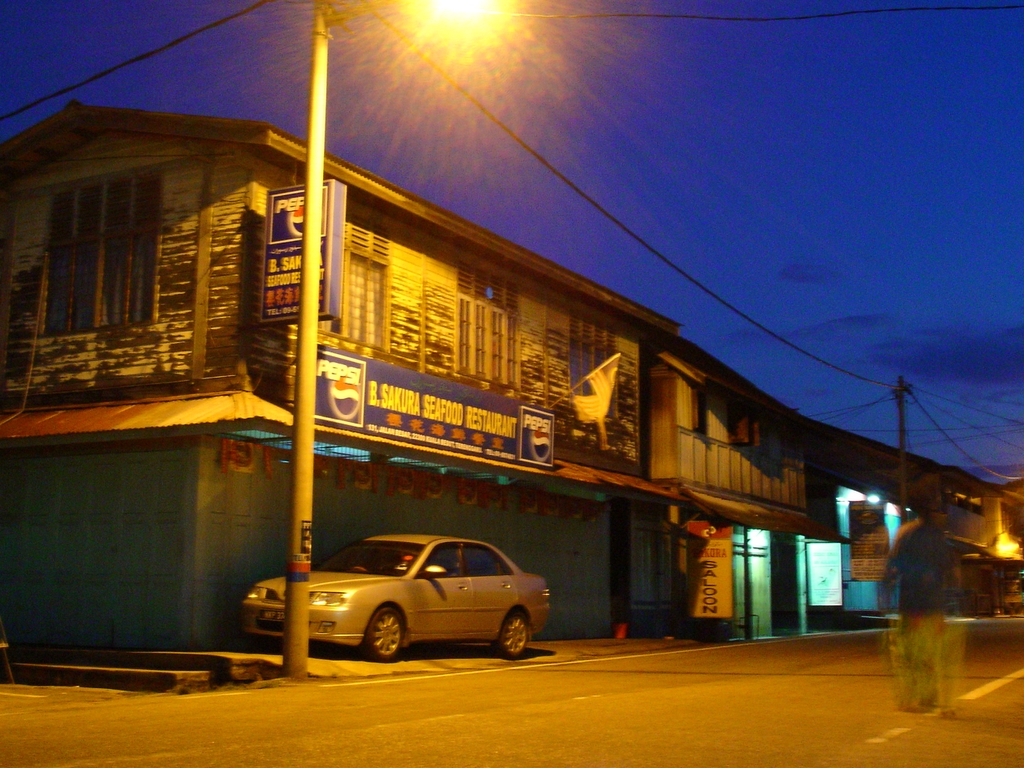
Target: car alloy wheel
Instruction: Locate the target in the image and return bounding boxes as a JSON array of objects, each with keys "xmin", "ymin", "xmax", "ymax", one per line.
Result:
[
  {"xmin": 495, "ymin": 610, "xmax": 529, "ymax": 660},
  {"xmin": 362, "ymin": 606, "xmax": 404, "ymax": 663}
]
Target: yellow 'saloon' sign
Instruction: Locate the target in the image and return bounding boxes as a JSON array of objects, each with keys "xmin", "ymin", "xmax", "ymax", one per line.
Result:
[{"xmin": 687, "ymin": 522, "xmax": 734, "ymax": 619}]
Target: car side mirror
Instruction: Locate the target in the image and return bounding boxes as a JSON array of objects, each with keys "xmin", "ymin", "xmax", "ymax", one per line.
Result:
[{"xmin": 419, "ymin": 564, "xmax": 449, "ymax": 579}]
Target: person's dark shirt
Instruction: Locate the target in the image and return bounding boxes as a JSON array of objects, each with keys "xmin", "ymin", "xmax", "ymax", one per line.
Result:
[{"xmin": 886, "ymin": 518, "xmax": 954, "ymax": 614}]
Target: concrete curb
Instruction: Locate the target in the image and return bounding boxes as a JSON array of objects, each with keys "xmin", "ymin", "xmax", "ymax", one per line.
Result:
[
  {"xmin": 11, "ymin": 663, "xmax": 211, "ymax": 693},
  {"xmin": 8, "ymin": 647, "xmax": 281, "ymax": 692},
  {"xmin": 4, "ymin": 638, "xmax": 704, "ymax": 692}
]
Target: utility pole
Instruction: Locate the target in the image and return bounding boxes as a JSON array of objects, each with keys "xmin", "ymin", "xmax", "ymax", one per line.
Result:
[
  {"xmin": 282, "ymin": 1, "xmax": 331, "ymax": 681},
  {"xmin": 896, "ymin": 376, "xmax": 908, "ymax": 518}
]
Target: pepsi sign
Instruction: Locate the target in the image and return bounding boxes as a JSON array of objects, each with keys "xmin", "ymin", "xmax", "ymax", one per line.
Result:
[
  {"xmin": 314, "ymin": 346, "xmax": 555, "ymax": 470},
  {"xmin": 268, "ymin": 188, "xmax": 324, "ymax": 245},
  {"xmin": 315, "ymin": 349, "xmax": 367, "ymax": 428},
  {"xmin": 518, "ymin": 406, "xmax": 554, "ymax": 467},
  {"xmin": 261, "ymin": 181, "xmax": 345, "ymax": 322}
]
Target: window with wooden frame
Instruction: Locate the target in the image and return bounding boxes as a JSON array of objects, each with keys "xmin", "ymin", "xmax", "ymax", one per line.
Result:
[
  {"xmin": 343, "ymin": 225, "xmax": 389, "ymax": 348},
  {"xmin": 690, "ymin": 388, "xmax": 708, "ymax": 434},
  {"xmin": 457, "ymin": 268, "xmax": 518, "ymax": 384},
  {"xmin": 727, "ymin": 401, "xmax": 760, "ymax": 446},
  {"xmin": 44, "ymin": 174, "xmax": 161, "ymax": 334},
  {"xmin": 569, "ymin": 319, "xmax": 618, "ymax": 416}
]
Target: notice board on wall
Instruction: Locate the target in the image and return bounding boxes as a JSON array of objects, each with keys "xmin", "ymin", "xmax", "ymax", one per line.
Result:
[
  {"xmin": 849, "ymin": 501, "xmax": 890, "ymax": 581},
  {"xmin": 807, "ymin": 541, "xmax": 843, "ymax": 606}
]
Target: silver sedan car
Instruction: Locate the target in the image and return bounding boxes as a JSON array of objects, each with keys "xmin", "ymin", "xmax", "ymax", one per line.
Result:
[{"xmin": 241, "ymin": 535, "xmax": 550, "ymax": 662}]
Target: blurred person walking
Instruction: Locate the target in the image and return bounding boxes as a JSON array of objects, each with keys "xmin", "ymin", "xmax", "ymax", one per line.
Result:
[{"xmin": 883, "ymin": 498, "xmax": 964, "ymax": 716}]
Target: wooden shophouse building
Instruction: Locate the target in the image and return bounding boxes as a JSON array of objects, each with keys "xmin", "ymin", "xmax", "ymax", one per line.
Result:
[{"xmin": 0, "ymin": 103, "xmax": 694, "ymax": 650}]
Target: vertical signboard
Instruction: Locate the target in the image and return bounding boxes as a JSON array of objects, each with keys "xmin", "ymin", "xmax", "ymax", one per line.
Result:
[
  {"xmin": 807, "ymin": 541, "xmax": 843, "ymax": 606},
  {"xmin": 687, "ymin": 522, "xmax": 734, "ymax": 619},
  {"xmin": 261, "ymin": 180, "xmax": 346, "ymax": 322},
  {"xmin": 849, "ymin": 501, "xmax": 890, "ymax": 581}
]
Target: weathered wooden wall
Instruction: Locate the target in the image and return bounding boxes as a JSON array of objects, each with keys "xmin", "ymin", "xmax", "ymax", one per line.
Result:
[
  {"xmin": 648, "ymin": 369, "xmax": 806, "ymax": 507},
  {"xmin": 201, "ymin": 165, "xmax": 252, "ymax": 383},
  {"xmin": 3, "ymin": 134, "xmax": 642, "ymax": 471},
  {"xmin": 2, "ymin": 135, "xmax": 216, "ymax": 403}
]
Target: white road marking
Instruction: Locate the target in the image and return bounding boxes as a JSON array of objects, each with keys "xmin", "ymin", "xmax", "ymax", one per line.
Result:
[
  {"xmin": 318, "ymin": 640, "xmax": 770, "ymax": 688},
  {"xmin": 959, "ymin": 665, "xmax": 1024, "ymax": 701},
  {"xmin": 171, "ymin": 691, "xmax": 252, "ymax": 700},
  {"xmin": 866, "ymin": 727, "xmax": 911, "ymax": 744},
  {"xmin": 416, "ymin": 713, "xmax": 465, "ymax": 723}
]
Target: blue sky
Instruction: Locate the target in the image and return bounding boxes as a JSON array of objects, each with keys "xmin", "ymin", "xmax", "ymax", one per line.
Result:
[{"xmin": 3, "ymin": 1, "xmax": 1023, "ymax": 477}]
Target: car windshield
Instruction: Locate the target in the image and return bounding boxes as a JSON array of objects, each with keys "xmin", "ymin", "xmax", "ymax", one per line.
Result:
[{"xmin": 318, "ymin": 540, "xmax": 425, "ymax": 577}]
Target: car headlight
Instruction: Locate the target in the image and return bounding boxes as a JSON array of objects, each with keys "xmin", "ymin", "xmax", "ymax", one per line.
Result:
[
  {"xmin": 309, "ymin": 591, "xmax": 348, "ymax": 607},
  {"xmin": 247, "ymin": 586, "xmax": 268, "ymax": 600}
]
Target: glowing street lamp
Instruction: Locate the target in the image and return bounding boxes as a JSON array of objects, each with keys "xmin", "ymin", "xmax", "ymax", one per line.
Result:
[
  {"xmin": 996, "ymin": 531, "xmax": 1021, "ymax": 558},
  {"xmin": 433, "ymin": 0, "xmax": 491, "ymax": 13}
]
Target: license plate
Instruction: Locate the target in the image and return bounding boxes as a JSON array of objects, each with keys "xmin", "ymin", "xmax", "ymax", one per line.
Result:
[{"xmin": 259, "ymin": 609, "xmax": 285, "ymax": 621}]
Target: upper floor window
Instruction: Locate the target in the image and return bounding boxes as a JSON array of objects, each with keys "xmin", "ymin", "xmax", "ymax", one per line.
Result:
[
  {"xmin": 343, "ymin": 225, "xmax": 389, "ymax": 347},
  {"xmin": 690, "ymin": 388, "xmax": 708, "ymax": 434},
  {"xmin": 569, "ymin": 320, "xmax": 618, "ymax": 416},
  {"xmin": 45, "ymin": 175, "xmax": 161, "ymax": 334},
  {"xmin": 457, "ymin": 269, "xmax": 518, "ymax": 384},
  {"xmin": 727, "ymin": 401, "xmax": 760, "ymax": 446}
]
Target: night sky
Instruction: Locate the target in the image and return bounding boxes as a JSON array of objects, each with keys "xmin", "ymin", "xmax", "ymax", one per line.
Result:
[{"xmin": 3, "ymin": 1, "xmax": 1023, "ymax": 477}]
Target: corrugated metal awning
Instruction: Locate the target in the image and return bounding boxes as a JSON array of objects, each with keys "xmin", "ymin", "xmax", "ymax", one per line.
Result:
[
  {"xmin": 683, "ymin": 488, "xmax": 847, "ymax": 543},
  {"xmin": 552, "ymin": 461, "xmax": 688, "ymax": 503},
  {"xmin": 0, "ymin": 392, "xmax": 292, "ymax": 441}
]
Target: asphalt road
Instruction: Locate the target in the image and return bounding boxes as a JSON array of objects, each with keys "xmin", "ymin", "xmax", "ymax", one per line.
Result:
[{"xmin": 3, "ymin": 619, "xmax": 1024, "ymax": 768}]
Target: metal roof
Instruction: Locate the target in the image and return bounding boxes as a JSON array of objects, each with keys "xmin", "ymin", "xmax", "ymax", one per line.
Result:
[
  {"xmin": 552, "ymin": 461, "xmax": 687, "ymax": 503},
  {"xmin": 0, "ymin": 397, "xmax": 682, "ymax": 504},
  {"xmin": 0, "ymin": 392, "xmax": 292, "ymax": 441},
  {"xmin": 684, "ymin": 488, "xmax": 847, "ymax": 543}
]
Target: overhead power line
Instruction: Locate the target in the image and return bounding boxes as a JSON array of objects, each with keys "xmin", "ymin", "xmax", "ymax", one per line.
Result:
[
  {"xmin": 913, "ymin": 389, "xmax": 1024, "ymax": 452},
  {"xmin": 913, "ymin": 425, "xmax": 1024, "ymax": 449},
  {"xmin": 379, "ymin": 4, "xmax": 1024, "ymax": 464},
  {"xmin": 486, "ymin": 4, "xmax": 1024, "ymax": 22},
  {"xmin": 4, "ymin": 0, "xmax": 1021, "ymax": 464},
  {"xmin": 846, "ymin": 424, "xmax": 1024, "ymax": 436},
  {"xmin": 806, "ymin": 394, "xmax": 894, "ymax": 420},
  {"xmin": 909, "ymin": 393, "xmax": 1022, "ymax": 481},
  {"xmin": 371, "ymin": 5, "xmax": 896, "ymax": 389},
  {"xmin": 5, "ymin": 2, "xmax": 1023, "ymax": 119},
  {"xmin": 0, "ymin": 0, "xmax": 1007, "ymax": 392},
  {"xmin": 0, "ymin": 0, "xmax": 284, "ymax": 123},
  {"xmin": 912, "ymin": 384, "xmax": 1024, "ymax": 427}
]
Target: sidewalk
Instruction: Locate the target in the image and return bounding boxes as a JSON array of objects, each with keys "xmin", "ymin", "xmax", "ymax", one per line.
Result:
[{"xmin": 2, "ymin": 638, "xmax": 701, "ymax": 694}]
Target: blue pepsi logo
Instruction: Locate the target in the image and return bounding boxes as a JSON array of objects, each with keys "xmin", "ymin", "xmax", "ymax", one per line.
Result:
[
  {"xmin": 520, "ymin": 409, "xmax": 554, "ymax": 465},
  {"xmin": 317, "ymin": 355, "xmax": 365, "ymax": 425},
  {"xmin": 329, "ymin": 380, "xmax": 361, "ymax": 421}
]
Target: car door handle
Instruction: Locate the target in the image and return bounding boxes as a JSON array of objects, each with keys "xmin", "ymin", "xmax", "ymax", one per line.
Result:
[
  {"xmin": 458, "ymin": 584, "xmax": 469, "ymax": 591},
  {"xmin": 501, "ymin": 582, "xmax": 512, "ymax": 589}
]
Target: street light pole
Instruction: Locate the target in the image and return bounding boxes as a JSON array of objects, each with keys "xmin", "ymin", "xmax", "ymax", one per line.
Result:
[{"xmin": 282, "ymin": 0, "xmax": 330, "ymax": 680}]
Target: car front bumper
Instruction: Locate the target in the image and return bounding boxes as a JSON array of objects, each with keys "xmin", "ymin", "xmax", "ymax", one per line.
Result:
[{"xmin": 241, "ymin": 599, "xmax": 371, "ymax": 646}]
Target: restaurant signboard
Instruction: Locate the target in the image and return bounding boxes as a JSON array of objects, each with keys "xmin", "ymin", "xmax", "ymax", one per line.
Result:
[{"xmin": 315, "ymin": 347, "xmax": 555, "ymax": 470}]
